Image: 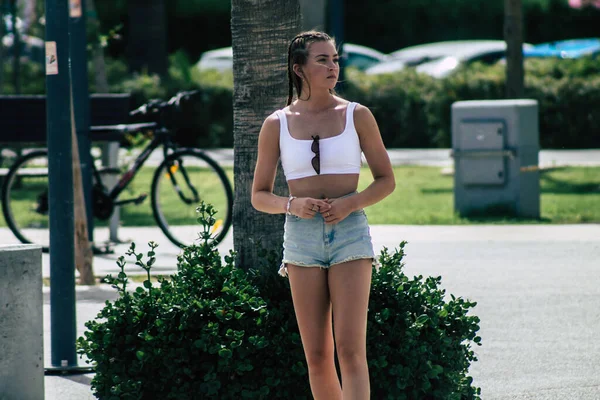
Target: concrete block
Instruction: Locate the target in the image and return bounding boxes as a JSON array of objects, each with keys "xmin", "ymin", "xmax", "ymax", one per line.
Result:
[{"xmin": 0, "ymin": 245, "xmax": 44, "ymax": 400}]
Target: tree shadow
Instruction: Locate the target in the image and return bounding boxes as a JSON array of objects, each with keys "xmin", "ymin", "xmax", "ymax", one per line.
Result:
[
  {"xmin": 539, "ymin": 168, "xmax": 600, "ymax": 194},
  {"xmin": 420, "ymin": 168, "xmax": 600, "ymax": 195},
  {"xmin": 457, "ymin": 204, "xmax": 552, "ymax": 224}
]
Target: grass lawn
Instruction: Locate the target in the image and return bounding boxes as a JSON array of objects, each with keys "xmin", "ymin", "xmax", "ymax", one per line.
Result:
[
  {"xmin": 361, "ymin": 166, "xmax": 600, "ymax": 224},
  {"xmin": 1, "ymin": 166, "xmax": 598, "ymax": 228}
]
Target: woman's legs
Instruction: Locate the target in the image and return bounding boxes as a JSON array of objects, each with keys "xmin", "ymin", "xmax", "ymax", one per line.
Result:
[
  {"xmin": 328, "ymin": 259, "xmax": 372, "ymax": 400},
  {"xmin": 287, "ymin": 264, "xmax": 342, "ymax": 400}
]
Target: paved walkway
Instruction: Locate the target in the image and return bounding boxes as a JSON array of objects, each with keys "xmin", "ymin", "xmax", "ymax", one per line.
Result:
[{"xmin": 154, "ymin": 148, "xmax": 600, "ymax": 168}]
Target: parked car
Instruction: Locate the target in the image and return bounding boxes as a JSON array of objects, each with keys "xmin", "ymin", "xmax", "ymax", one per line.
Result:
[
  {"xmin": 523, "ymin": 38, "xmax": 600, "ymax": 59},
  {"xmin": 391, "ymin": 40, "xmax": 508, "ymax": 64},
  {"xmin": 341, "ymin": 43, "xmax": 390, "ymax": 70},
  {"xmin": 366, "ymin": 40, "xmax": 533, "ymax": 78},
  {"xmin": 196, "ymin": 43, "xmax": 389, "ymax": 73},
  {"xmin": 195, "ymin": 47, "xmax": 233, "ymax": 72}
]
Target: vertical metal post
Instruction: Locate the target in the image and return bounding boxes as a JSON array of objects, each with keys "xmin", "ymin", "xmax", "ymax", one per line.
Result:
[
  {"xmin": 328, "ymin": 0, "xmax": 345, "ymax": 93},
  {"xmin": 45, "ymin": 0, "xmax": 77, "ymax": 368},
  {"xmin": 105, "ymin": 142, "xmax": 121, "ymax": 243},
  {"xmin": 69, "ymin": 0, "xmax": 94, "ymax": 242}
]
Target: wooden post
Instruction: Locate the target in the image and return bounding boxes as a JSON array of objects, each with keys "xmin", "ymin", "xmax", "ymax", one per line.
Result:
[
  {"xmin": 71, "ymin": 108, "xmax": 95, "ymax": 285},
  {"xmin": 70, "ymin": 0, "xmax": 95, "ymax": 284}
]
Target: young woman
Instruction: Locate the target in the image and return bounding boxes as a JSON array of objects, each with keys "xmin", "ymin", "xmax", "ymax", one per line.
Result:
[{"xmin": 251, "ymin": 31, "xmax": 395, "ymax": 400}]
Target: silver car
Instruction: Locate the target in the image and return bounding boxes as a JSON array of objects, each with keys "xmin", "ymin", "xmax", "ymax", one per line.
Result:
[
  {"xmin": 366, "ymin": 40, "xmax": 533, "ymax": 78},
  {"xmin": 196, "ymin": 43, "xmax": 390, "ymax": 73}
]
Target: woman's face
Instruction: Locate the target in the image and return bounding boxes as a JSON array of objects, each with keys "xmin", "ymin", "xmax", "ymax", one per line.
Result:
[{"xmin": 297, "ymin": 40, "xmax": 339, "ymax": 91}]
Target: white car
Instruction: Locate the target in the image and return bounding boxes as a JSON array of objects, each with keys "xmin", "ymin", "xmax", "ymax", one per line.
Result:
[
  {"xmin": 195, "ymin": 47, "xmax": 234, "ymax": 72},
  {"xmin": 196, "ymin": 43, "xmax": 389, "ymax": 73},
  {"xmin": 342, "ymin": 43, "xmax": 390, "ymax": 70},
  {"xmin": 366, "ymin": 40, "xmax": 533, "ymax": 78}
]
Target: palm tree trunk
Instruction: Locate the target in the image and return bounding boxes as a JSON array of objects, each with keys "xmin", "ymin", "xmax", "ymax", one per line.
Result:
[
  {"xmin": 127, "ymin": 0, "xmax": 168, "ymax": 76},
  {"xmin": 231, "ymin": 0, "xmax": 301, "ymax": 271},
  {"xmin": 504, "ymin": 0, "xmax": 524, "ymax": 98}
]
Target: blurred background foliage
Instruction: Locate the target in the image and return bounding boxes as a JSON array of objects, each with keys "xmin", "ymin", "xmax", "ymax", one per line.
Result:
[
  {"xmin": 1, "ymin": 0, "xmax": 599, "ymax": 149},
  {"xmin": 88, "ymin": 0, "xmax": 600, "ymax": 64}
]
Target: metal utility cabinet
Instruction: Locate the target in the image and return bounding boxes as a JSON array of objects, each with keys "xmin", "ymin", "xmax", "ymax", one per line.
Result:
[{"xmin": 452, "ymin": 99, "xmax": 540, "ymax": 218}]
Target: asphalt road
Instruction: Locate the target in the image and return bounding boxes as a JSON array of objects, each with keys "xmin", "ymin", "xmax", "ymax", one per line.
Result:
[{"xmin": 19, "ymin": 224, "xmax": 597, "ymax": 399}]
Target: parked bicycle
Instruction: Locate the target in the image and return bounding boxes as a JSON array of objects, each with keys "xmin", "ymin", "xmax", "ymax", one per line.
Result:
[{"xmin": 1, "ymin": 91, "xmax": 233, "ymax": 252}]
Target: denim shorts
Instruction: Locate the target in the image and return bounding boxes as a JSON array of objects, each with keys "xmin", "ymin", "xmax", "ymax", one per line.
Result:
[{"xmin": 279, "ymin": 194, "xmax": 376, "ymax": 277}]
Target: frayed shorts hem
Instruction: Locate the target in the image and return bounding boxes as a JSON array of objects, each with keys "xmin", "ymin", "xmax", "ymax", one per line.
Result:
[
  {"xmin": 278, "ymin": 261, "xmax": 325, "ymax": 277},
  {"xmin": 278, "ymin": 256, "xmax": 378, "ymax": 278}
]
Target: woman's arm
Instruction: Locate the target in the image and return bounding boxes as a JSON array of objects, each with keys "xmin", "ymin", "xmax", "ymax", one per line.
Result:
[
  {"xmin": 346, "ymin": 104, "xmax": 396, "ymax": 211},
  {"xmin": 251, "ymin": 113, "xmax": 289, "ymax": 214}
]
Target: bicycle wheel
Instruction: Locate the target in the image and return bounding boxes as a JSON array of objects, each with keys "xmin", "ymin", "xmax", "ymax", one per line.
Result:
[
  {"xmin": 151, "ymin": 149, "xmax": 233, "ymax": 248},
  {"xmin": 1, "ymin": 150, "xmax": 50, "ymax": 252}
]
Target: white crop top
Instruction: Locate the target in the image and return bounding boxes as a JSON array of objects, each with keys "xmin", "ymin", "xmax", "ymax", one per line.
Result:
[{"xmin": 277, "ymin": 102, "xmax": 362, "ymax": 181}]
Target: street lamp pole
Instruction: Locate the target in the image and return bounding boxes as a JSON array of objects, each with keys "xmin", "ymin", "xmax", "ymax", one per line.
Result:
[{"xmin": 45, "ymin": 0, "xmax": 77, "ymax": 369}]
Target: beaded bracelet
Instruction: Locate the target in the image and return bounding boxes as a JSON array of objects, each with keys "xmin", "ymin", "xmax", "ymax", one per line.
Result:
[{"xmin": 286, "ymin": 195, "xmax": 297, "ymax": 216}]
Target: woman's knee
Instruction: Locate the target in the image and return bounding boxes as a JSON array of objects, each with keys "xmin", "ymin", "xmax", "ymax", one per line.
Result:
[
  {"xmin": 305, "ymin": 347, "xmax": 335, "ymax": 372},
  {"xmin": 335, "ymin": 341, "xmax": 367, "ymax": 370}
]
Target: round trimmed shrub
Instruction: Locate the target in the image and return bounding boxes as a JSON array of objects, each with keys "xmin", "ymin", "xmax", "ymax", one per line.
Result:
[{"xmin": 78, "ymin": 204, "xmax": 481, "ymax": 399}]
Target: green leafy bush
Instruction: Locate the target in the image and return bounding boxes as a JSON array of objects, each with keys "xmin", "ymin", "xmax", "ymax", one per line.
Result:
[
  {"xmin": 78, "ymin": 203, "xmax": 481, "ymax": 399},
  {"xmin": 77, "ymin": 204, "xmax": 274, "ymax": 399},
  {"xmin": 368, "ymin": 242, "xmax": 481, "ymax": 399},
  {"xmin": 347, "ymin": 59, "xmax": 600, "ymax": 149},
  {"xmin": 1, "ymin": 60, "xmax": 46, "ymax": 94},
  {"xmin": 137, "ymin": 56, "xmax": 598, "ymax": 150}
]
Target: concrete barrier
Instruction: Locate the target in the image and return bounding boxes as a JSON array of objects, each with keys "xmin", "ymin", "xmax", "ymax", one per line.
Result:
[{"xmin": 0, "ymin": 245, "xmax": 44, "ymax": 400}]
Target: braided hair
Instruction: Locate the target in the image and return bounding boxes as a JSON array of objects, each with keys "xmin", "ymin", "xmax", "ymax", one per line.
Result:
[{"xmin": 286, "ymin": 31, "xmax": 336, "ymax": 106}]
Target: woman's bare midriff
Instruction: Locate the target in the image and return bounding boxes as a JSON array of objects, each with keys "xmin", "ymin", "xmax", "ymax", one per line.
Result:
[{"xmin": 287, "ymin": 174, "xmax": 359, "ymax": 199}]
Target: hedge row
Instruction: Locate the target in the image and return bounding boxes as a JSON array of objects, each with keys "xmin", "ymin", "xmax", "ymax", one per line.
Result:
[
  {"xmin": 2, "ymin": 56, "xmax": 599, "ymax": 149},
  {"xmin": 126, "ymin": 56, "xmax": 600, "ymax": 150},
  {"xmin": 346, "ymin": 58, "xmax": 600, "ymax": 149}
]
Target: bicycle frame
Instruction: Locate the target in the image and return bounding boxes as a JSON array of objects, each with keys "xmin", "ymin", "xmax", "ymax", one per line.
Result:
[{"xmin": 89, "ymin": 122, "xmax": 175, "ymax": 202}]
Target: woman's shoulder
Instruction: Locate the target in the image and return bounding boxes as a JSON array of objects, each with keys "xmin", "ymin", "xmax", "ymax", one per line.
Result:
[
  {"xmin": 335, "ymin": 97, "xmax": 367, "ymax": 111},
  {"xmin": 350, "ymin": 103, "xmax": 377, "ymax": 133},
  {"xmin": 333, "ymin": 96, "xmax": 351, "ymax": 108},
  {"xmin": 257, "ymin": 111, "xmax": 280, "ymax": 135},
  {"xmin": 264, "ymin": 108, "xmax": 285, "ymax": 123}
]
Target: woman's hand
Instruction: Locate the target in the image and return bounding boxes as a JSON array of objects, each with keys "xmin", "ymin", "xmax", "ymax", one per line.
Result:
[
  {"xmin": 290, "ymin": 197, "xmax": 331, "ymax": 219},
  {"xmin": 320, "ymin": 197, "xmax": 355, "ymax": 224}
]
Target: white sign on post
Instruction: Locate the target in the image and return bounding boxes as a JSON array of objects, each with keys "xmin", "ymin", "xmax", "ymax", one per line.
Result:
[
  {"xmin": 69, "ymin": 0, "xmax": 82, "ymax": 18},
  {"xmin": 45, "ymin": 42, "xmax": 58, "ymax": 75}
]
